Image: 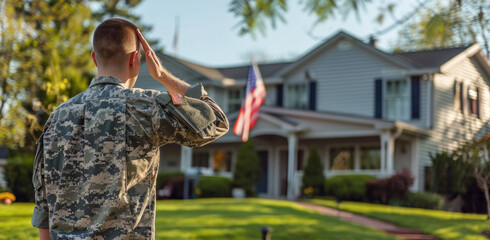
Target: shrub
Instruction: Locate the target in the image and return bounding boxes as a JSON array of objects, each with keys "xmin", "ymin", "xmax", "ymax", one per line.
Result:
[
  {"xmin": 156, "ymin": 171, "xmax": 184, "ymax": 190},
  {"xmin": 325, "ymin": 174, "xmax": 375, "ymax": 201},
  {"xmin": 395, "ymin": 192, "xmax": 444, "ymax": 210},
  {"xmin": 366, "ymin": 169, "xmax": 414, "ymax": 204},
  {"xmin": 197, "ymin": 176, "xmax": 231, "ymax": 198},
  {"xmin": 232, "ymin": 140, "xmax": 260, "ymax": 197},
  {"xmin": 156, "ymin": 171, "xmax": 185, "ymax": 199},
  {"xmin": 302, "ymin": 148, "xmax": 325, "ymax": 197},
  {"xmin": 4, "ymin": 153, "xmax": 35, "ymax": 202}
]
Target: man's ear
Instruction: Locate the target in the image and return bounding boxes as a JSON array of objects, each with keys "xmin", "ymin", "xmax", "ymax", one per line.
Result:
[
  {"xmin": 91, "ymin": 50, "xmax": 98, "ymax": 67},
  {"xmin": 129, "ymin": 50, "xmax": 138, "ymax": 68}
]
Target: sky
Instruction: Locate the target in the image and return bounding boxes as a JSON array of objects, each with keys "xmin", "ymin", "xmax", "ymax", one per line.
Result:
[{"xmin": 132, "ymin": 0, "xmax": 422, "ymax": 67}]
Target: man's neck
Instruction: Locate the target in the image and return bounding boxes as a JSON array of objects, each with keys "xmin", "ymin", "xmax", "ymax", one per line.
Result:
[{"xmin": 97, "ymin": 68, "xmax": 128, "ymax": 86}]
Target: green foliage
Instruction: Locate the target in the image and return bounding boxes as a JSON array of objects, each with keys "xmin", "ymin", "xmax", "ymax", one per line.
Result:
[
  {"xmin": 391, "ymin": 192, "xmax": 444, "ymax": 210},
  {"xmin": 429, "ymin": 151, "xmax": 471, "ymax": 195},
  {"xmin": 197, "ymin": 176, "xmax": 232, "ymax": 198},
  {"xmin": 395, "ymin": 0, "xmax": 489, "ymax": 56},
  {"xmin": 229, "ymin": 0, "xmax": 372, "ymax": 37},
  {"xmin": 156, "ymin": 171, "xmax": 185, "ymax": 191},
  {"xmin": 4, "ymin": 153, "xmax": 35, "ymax": 202},
  {"xmin": 301, "ymin": 148, "xmax": 325, "ymax": 197},
  {"xmin": 232, "ymin": 140, "xmax": 261, "ymax": 197},
  {"xmin": 325, "ymin": 174, "xmax": 374, "ymax": 201},
  {"xmin": 0, "ymin": 0, "xmax": 154, "ymax": 151}
]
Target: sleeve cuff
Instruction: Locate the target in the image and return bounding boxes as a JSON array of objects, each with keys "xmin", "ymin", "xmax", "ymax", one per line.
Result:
[
  {"xmin": 32, "ymin": 206, "xmax": 49, "ymax": 229},
  {"xmin": 185, "ymin": 83, "xmax": 207, "ymax": 99}
]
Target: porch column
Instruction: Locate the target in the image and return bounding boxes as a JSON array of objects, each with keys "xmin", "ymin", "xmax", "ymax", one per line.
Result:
[
  {"xmin": 180, "ymin": 146, "xmax": 193, "ymax": 172},
  {"xmin": 287, "ymin": 133, "xmax": 298, "ymax": 200},
  {"xmin": 380, "ymin": 132, "xmax": 394, "ymax": 176}
]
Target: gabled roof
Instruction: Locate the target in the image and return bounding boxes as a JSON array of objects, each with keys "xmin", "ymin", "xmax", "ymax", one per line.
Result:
[
  {"xmin": 152, "ymin": 31, "xmax": 485, "ymax": 82},
  {"xmin": 393, "ymin": 46, "xmax": 470, "ymax": 68},
  {"xmin": 217, "ymin": 62, "xmax": 292, "ymax": 79},
  {"xmin": 162, "ymin": 53, "xmax": 292, "ymax": 80},
  {"xmin": 276, "ymin": 31, "xmax": 415, "ymax": 77}
]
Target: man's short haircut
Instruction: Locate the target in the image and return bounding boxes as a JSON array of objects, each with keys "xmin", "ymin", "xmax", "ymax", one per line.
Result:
[{"xmin": 93, "ymin": 18, "xmax": 139, "ymax": 65}]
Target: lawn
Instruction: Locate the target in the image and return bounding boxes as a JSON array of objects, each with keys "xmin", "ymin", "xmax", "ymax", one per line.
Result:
[
  {"xmin": 310, "ymin": 199, "xmax": 490, "ymax": 240},
  {"xmin": 0, "ymin": 199, "xmax": 397, "ymax": 240}
]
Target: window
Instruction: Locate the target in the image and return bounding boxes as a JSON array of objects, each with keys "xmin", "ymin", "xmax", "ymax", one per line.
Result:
[
  {"xmin": 453, "ymin": 81, "xmax": 462, "ymax": 112},
  {"xmin": 360, "ymin": 147, "xmax": 381, "ymax": 170},
  {"xmin": 286, "ymin": 83, "xmax": 307, "ymax": 109},
  {"xmin": 192, "ymin": 152, "xmax": 209, "ymax": 168},
  {"xmin": 468, "ymin": 87, "xmax": 479, "ymax": 117},
  {"xmin": 329, "ymin": 147, "xmax": 354, "ymax": 171},
  {"xmin": 213, "ymin": 151, "xmax": 232, "ymax": 172},
  {"xmin": 385, "ymin": 79, "xmax": 410, "ymax": 120},
  {"xmin": 227, "ymin": 89, "xmax": 242, "ymax": 113}
]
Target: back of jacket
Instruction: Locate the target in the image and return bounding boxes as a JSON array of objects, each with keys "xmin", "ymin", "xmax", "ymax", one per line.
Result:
[{"xmin": 31, "ymin": 76, "xmax": 229, "ymax": 239}]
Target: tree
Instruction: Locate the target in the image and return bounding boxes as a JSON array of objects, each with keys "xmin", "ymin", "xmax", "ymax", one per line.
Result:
[
  {"xmin": 394, "ymin": 0, "xmax": 488, "ymax": 56},
  {"xmin": 232, "ymin": 140, "xmax": 261, "ymax": 197},
  {"xmin": 458, "ymin": 134, "xmax": 490, "ymax": 219},
  {"xmin": 229, "ymin": 0, "xmax": 373, "ymax": 37},
  {"xmin": 301, "ymin": 148, "xmax": 325, "ymax": 197},
  {"xmin": 229, "ymin": 0, "xmax": 489, "ymax": 57},
  {"xmin": 0, "ymin": 0, "xmax": 152, "ymax": 150}
]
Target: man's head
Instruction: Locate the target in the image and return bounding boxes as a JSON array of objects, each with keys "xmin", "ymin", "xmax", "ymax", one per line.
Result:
[{"xmin": 92, "ymin": 18, "xmax": 141, "ymax": 86}]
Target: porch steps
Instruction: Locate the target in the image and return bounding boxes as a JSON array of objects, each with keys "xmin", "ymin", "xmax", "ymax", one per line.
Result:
[{"xmin": 297, "ymin": 202, "xmax": 440, "ymax": 240}]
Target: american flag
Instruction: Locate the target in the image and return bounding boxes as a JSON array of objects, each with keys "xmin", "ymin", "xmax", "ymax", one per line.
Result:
[{"xmin": 233, "ymin": 60, "xmax": 266, "ymax": 142}]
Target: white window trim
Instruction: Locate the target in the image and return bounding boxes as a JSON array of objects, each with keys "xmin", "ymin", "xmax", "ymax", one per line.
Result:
[
  {"xmin": 383, "ymin": 77, "xmax": 411, "ymax": 121},
  {"xmin": 284, "ymin": 81, "xmax": 309, "ymax": 110},
  {"xmin": 325, "ymin": 142, "xmax": 381, "ymax": 172}
]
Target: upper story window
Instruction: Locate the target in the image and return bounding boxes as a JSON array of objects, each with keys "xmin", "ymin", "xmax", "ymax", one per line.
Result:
[
  {"xmin": 227, "ymin": 89, "xmax": 242, "ymax": 113},
  {"xmin": 453, "ymin": 81, "xmax": 463, "ymax": 113},
  {"xmin": 286, "ymin": 83, "xmax": 307, "ymax": 110},
  {"xmin": 385, "ymin": 79, "xmax": 410, "ymax": 120},
  {"xmin": 468, "ymin": 87, "xmax": 480, "ymax": 117},
  {"xmin": 453, "ymin": 81, "xmax": 480, "ymax": 118}
]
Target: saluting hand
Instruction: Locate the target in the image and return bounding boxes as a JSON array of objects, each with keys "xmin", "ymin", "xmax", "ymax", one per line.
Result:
[{"xmin": 136, "ymin": 29, "xmax": 165, "ymax": 81}]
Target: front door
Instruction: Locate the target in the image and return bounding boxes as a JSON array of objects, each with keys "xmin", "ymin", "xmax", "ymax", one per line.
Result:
[
  {"xmin": 256, "ymin": 151, "xmax": 268, "ymax": 194},
  {"xmin": 279, "ymin": 150, "xmax": 288, "ymax": 197}
]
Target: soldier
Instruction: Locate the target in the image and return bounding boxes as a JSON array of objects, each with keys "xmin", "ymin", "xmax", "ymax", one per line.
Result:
[{"xmin": 31, "ymin": 18, "xmax": 229, "ymax": 239}]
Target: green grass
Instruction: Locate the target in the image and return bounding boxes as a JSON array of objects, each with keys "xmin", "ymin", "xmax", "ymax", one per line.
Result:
[
  {"xmin": 0, "ymin": 199, "xmax": 397, "ymax": 240},
  {"xmin": 310, "ymin": 199, "xmax": 490, "ymax": 240}
]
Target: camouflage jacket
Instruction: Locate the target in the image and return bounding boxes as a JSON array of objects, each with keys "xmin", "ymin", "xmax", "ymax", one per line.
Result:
[{"xmin": 31, "ymin": 76, "xmax": 229, "ymax": 239}]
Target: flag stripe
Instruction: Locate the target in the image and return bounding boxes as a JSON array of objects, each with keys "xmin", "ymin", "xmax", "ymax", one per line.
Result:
[{"xmin": 233, "ymin": 60, "xmax": 266, "ymax": 142}]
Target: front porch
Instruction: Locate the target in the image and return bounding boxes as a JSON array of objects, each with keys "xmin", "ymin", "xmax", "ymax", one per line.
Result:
[{"xmin": 158, "ymin": 107, "xmax": 428, "ymax": 198}]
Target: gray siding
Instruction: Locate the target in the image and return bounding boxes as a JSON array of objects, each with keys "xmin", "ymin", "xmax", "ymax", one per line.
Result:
[
  {"xmin": 416, "ymin": 57, "xmax": 490, "ymax": 190},
  {"xmin": 284, "ymin": 39, "xmax": 405, "ymax": 118}
]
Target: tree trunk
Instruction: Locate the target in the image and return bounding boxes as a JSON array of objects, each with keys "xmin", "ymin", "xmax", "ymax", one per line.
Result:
[{"xmin": 483, "ymin": 182, "xmax": 490, "ymax": 220}]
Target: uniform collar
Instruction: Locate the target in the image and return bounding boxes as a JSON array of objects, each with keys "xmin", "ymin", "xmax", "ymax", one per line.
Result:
[{"xmin": 89, "ymin": 76, "xmax": 125, "ymax": 88}]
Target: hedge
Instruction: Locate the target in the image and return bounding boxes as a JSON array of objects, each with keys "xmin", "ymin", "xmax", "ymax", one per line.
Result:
[
  {"xmin": 197, "ymin": 176, "xmax": 231, "ymax": 198},
  {"xmin": 325, "ymin": 174, "xmax": 375, "ymax": 201},
  {"xmin": 393, "ymin": 192, "xmax": 443, "ymax": 210}
]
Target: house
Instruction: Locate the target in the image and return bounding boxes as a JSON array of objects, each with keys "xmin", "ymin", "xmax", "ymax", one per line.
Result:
[{"xmin": 134, "ymin": 31, "xmax": 490, "ymax": 199}]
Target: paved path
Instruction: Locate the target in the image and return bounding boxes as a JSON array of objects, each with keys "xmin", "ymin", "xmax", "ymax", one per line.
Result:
[{"xmin": 297, "ymin": 202, "xmax": 440, "ymax": 240}]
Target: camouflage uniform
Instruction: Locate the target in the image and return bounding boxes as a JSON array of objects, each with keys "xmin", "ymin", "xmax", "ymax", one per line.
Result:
[{"xmin": 31, "ymin": 76, "xmax": 229, "ymax": 239}]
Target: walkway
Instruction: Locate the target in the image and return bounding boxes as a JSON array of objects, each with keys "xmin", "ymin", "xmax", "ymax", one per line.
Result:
[{"xmin": 297, "ymin": 202, "xmax": 440, "ymax": 240}]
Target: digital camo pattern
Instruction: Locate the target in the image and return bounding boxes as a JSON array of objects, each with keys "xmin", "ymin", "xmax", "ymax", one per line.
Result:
[{"xmin": 32, "ymin": 76, "xmax": 229, "ymax": 239}]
